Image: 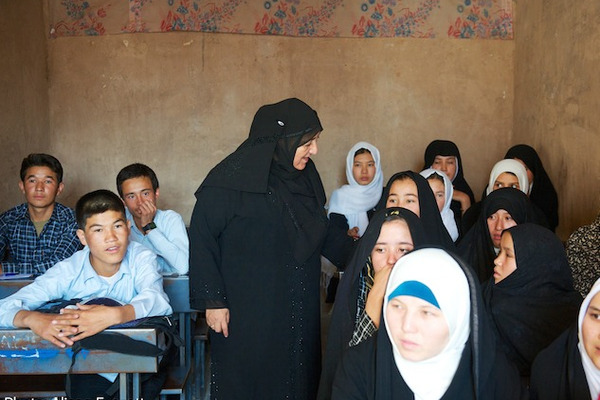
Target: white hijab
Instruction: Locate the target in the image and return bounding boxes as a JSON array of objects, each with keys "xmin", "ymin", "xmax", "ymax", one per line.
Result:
[
  {"xmin": 420, "ymin": 168, "xmax": 459, "ymax": 242},
  {"xmin": 327, "ymin": 141, "xmax": 383, "ymax": 236},
  {"xmin": 485, "ymin": 159, "xmax": 529, "ymax": 196},
  {"xmin": 384, "ymin": 248, "xmax": 470, "ymax": 400},
  {"xmin": 578, "ymin": 278, "xmax": 600, "ymax": 400}
]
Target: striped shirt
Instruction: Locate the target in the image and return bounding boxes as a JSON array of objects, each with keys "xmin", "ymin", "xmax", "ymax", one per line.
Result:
[{"xmin": 0, "ymin": 203, "xmax": 81, "ymax": 274}]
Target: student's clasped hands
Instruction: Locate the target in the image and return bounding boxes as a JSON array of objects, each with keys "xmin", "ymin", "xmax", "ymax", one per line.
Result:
[{"xmin": 15, "ymin": 303, "xmax": 134, "ymax": 349}]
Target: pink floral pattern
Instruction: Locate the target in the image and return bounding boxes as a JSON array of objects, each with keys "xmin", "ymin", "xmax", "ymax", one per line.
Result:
[
  {"xmin": 48, "ymin": 0, "xmax": 513, "ymax": 39},
  {"xmin": 352, "ymin": 0, "xmax": 439, "ymax": 38},
  {"xmin": 254, "ymin": 0, "xmax": 341, "ymax": 36},
  {"xmin": 50, "ymin": 0, "xmax": 110, "ymax": 37},
  {"xmin": 447, "ymin": 0, "xmax": 513, "ymax": 39},
  {"xmin": 160, "ymin": 0, "xmax": 243, "ymax": 33}
]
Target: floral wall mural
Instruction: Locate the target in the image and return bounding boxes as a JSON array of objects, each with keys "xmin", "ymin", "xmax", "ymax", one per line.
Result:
[{"xmin": 48, "ymin": 0, "xmax": 513, "ymax": 39}]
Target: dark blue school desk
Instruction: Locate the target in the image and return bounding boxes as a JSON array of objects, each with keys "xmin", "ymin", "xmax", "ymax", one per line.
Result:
[
  {"xmin": 0, "ymin": 275, "xmax": 197, "ymax": 399},
  {"xmin": 0, "ymin": 327, "xmax": 157, "ymax": 400}
]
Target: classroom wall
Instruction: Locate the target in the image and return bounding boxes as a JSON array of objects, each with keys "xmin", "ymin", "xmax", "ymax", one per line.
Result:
[
  {"xmin": 5, "ymin": 1, "xmax": 597, "ymax": 241},
  {"xmin": 44, "ymin": 32, "xmax": 513, "ymax": 225},
  {"xmin": 513, "ymin": 0, "xmax": 600, "ymax": 239},
  {"xmin": 0, "ymin": 0, "xmax": 50, "ymax": 208}
]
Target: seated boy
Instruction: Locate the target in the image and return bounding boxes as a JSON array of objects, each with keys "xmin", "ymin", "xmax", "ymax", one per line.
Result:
[
  {"xmin": 116, "ymin": 163, "xmax": 189, "ymax": 275},
  {"xmin": 0, "ymin": 153, "xmax": 80, "ymax": 275},
  {"xmin": 0, "ymin": 189, "xmax": 173, "ymax": 399}
]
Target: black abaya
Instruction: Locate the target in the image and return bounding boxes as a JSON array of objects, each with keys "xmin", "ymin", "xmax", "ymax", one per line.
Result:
[
  {"xmin": 529, "ymin": 325, "xmax": 590, "ymax": 400},
  {"xmin": 189, "ymin": 98, "xmax": 345, "ymax": 400},
  {"xmin": 482, "ymin": 223, "xmax": 582, "ymax": 377}
]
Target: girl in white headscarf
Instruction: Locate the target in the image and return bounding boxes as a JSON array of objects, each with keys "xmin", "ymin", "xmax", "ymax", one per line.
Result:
[
  {"xmin": 332, "ymin": 248, "xmax": 521, "ymax": 400},
  {"xmin": 530, "ymin": 277, "xmax": 600, "ymax": 399},
  {"xmin": 328, "ymin": 142, "xmax": 384, "ymax": 238},
  {"xmin": 420, "ymin": 168, "xmax": 459, "ymax": 242},
  {"xmin": 485, "ymin": 159, "xmax": 529, "ymax": 196}
]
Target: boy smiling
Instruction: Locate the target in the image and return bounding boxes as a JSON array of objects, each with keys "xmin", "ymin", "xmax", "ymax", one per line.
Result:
[{"xmin": 0, "ymin": 189, "xmax": 172, "ymax": 398}]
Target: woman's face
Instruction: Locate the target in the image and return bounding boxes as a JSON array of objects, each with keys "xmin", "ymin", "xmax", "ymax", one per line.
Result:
[
  {"xmin": 582, "ymin": 292, "xmax": 600, "ymax": 369},
  {"xmin": 493, "ymin": 232, "xmax": 517, "ymax": 283},
  {"xmin": 487, "ymin": 208, "xmax": 517, "ymax": 248},
  {"xmin": 370, "ymin": 219, "xmax": 414, "ymax": 273},
  {"xmin": 293, "ymin": 133, "xmax": 320, "ymax": 170},
  {"xmin": 432, "ymin": 155, "xmax": 457, "ymax": 181},
  {"xmin": 513, "ymin": 158, "xmax": 534, "ymax": 184},
  {"xmin": 386, "ymin": 295, "xmax": 449, "ymax": 362},
  {"xmin": 492, "ymin": 172, "xmax": 520, "ymax": 191},
  {"xmin": 352, "ymin": 152, "xmax": 376, "ymax": 186},
  {"xmin": 427, "ymin": 177, "xmax": 445, "ymax": 212},
  {"xmin": 385, "ymin": 179, "xmax": 420, "ymax": 217}
]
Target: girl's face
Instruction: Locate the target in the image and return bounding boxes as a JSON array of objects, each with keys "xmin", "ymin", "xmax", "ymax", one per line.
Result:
[
  {"xmin": 432, "ymin": 155, "xmax": 457, "ymax": 181},
  {"xmin": 493, "ymin": 232, "xmax": 517, "ymax": 283},
  {"xmin": 487, "ymin": 209, "xmax": 517, "ymax": 248},
  {"xmin": 582, "ymin": 292, "xmax": 600, "ymax": 369},
  {"xmin": 370, "ymin": 219, "xmax": 414, "ymax": 273},
  {"xmin": 352, "ymin": 152, "xmax": 376, "ymax": 186},
  {"xmin": 386, "ymin": 295, "xmax": 449, "ymax": 362},
  {"xmin": 427, "ymin": 177, "xmax": 445, "ymax": 212},
  {"xmin": 492, "ymin": 172, "xmax": 520, "ymax": 191},
  {"xmin": 386, "ymin": 179, "xmax": 420, "ymax": 217}
]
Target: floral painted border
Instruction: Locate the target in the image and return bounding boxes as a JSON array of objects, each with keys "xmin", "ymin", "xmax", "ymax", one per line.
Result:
[{"xmin": 49, "ymin": 0, "xmax": 513, "ymax": 39}]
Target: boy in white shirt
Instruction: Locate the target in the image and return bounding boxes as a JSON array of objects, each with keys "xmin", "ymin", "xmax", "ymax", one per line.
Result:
[
  {"xmin": 117, "ymin": 163, "xmax": 189, "ymax": 275},
  {"xmin": 0, "ymin": 189, "xmax": 172, "ymax": 398}
]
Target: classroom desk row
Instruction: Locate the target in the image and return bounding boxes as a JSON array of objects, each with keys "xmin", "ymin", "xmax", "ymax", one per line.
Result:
[{"xmin": 0, "ymin": 275, "xmax": 200, "ymax": 400}]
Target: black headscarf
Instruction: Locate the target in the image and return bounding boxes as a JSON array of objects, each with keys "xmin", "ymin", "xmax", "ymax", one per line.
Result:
[
  {"xmin": 318, "ymin": 207, "xmax": 428, "ymax": 400},
  {"xmin": 200, "ymin": 97, "xmax": 323, "ymax": 193},
  {"xmin": 529, "ymin": 325, "xmax": 589, "ymax": 400},
  {"xmin": 457, "ymin": 187, "xmax": 535, "ymax": 282},
  {"xmin": 423, "ymin": 140, "xmax": 476, "ymax": 205},
  {"xmin": 376, "ymin": 171, "xmax": 455, "ymax": 250},
  {"xmin": 482, "ymin": 223, "xmax": 582, "ymax": 377},
  {"xmin": 197, "ymin": 98, "xmax": 327, "ymax": 264},
  {"xmin": 504, "ymin": 144, "xmax": 559, "ymax": 231}
]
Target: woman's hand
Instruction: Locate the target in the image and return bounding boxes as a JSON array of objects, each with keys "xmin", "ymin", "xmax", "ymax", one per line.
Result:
[
  {"xmin": 364, "ymin": 265, "xmax": 394, "ymax": 328},
  {"xmin": 207, "ymin": 308, "xmax": 230, "ymax": 337}
]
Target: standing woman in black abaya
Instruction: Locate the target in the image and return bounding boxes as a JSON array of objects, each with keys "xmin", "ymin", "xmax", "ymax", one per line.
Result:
[{"xmin": 189, "ymin": 98, "xmax": 351, "ymax": 400}]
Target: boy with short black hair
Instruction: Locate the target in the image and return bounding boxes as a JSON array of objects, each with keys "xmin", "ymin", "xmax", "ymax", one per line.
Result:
[
  {"xmin": 0, "ymin": 189, "xmax": 172, "ymax": 398},
  {"xmin": 0, "ymin": 153, "xmax": 80, "ymax": 274},
  {"xmin": 116, "ymin": 163, "xmax": 189, "ymax": 275}
]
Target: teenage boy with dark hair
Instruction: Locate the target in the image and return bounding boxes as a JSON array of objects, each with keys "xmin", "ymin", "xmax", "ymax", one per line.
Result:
[
  {"xmin": 0, "ymin": 189, "xmax": 173, "ymax": 398},
  {"xmin": 0, "ymin": 153, "xmax": 80, "ymax": 275},
  {"xmin": 116, "ymin": 163, "xmax": 188, "ymax": 275}
]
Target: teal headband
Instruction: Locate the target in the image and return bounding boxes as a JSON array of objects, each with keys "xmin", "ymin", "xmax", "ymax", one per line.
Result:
[{"xmin": 387, "ymin": 280, "xmax": 440, "ymax": 309}]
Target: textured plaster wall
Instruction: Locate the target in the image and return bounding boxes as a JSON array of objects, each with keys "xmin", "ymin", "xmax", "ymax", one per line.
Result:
[
  {"xmin": 45, "ymin": 32, "xmax": 514, "ymax": 224},
  {"xmin": 514, "ymin": 0, "xmax": 600, "ymax": 239},
  {"xmin": 0, "ymin": 0, "xmax": 50, "ymax": 208}
]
